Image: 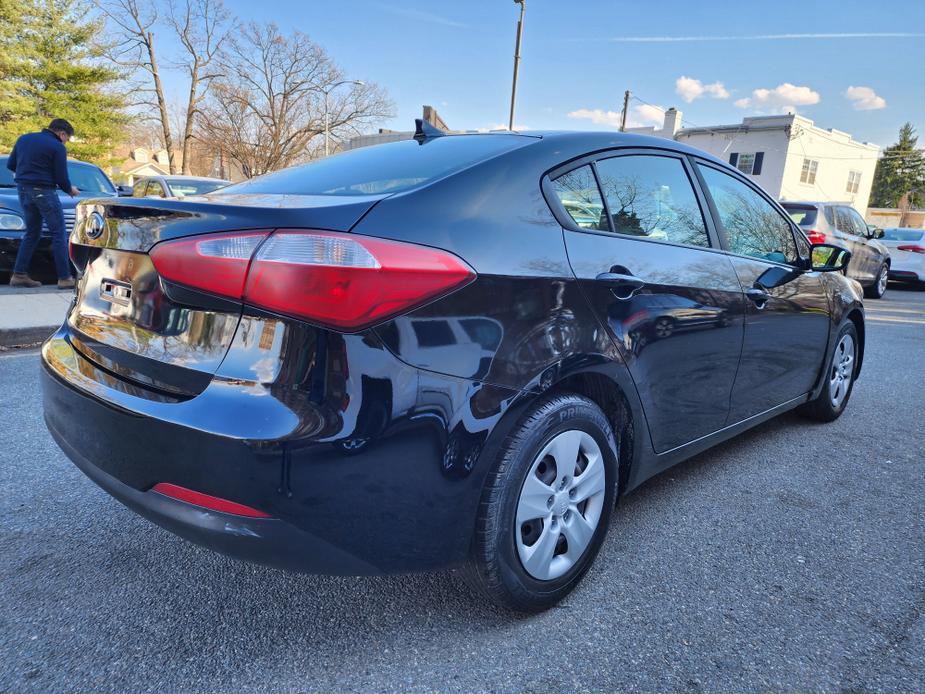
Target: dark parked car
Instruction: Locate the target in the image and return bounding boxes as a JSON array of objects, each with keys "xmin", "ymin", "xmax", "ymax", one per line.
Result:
[
  {"xmin": 43, "ymin": 129, "xmax": 865, "ymax": 611},
  {"xmin": 0, "ymin": 156, "xmax": 120, "ymax": 282},
  {"xmin": 781, "ymin": 201, "xmax": 891, "ymax": 299}
]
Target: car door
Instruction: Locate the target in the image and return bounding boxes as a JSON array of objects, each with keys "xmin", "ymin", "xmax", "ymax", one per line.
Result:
[
  {"xmin": 844, "ymin": 206, "xmax": 886, "ymax": 280},
  {"xmin": 695, "ymin": 162, "xmax": 831, "ymax": 421},
  {"xmin": 833, "ymin": 206, "xmax": 876, "ymax": 283},
  {"xmin": 548, "ymin": 152, "xmax": 745, "ymax": 453}
]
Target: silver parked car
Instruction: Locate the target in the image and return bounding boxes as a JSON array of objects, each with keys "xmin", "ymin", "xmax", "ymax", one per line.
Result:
[
  {"xmin": 132, "ymin": 175, "xmax": 229, "ymax": 199},
  {"xmin": 880, "ymin": 228, "xmax": 925, "ymax": 288},
  {"xmin": 782, "ymin": 201, "xmax": 891, "ymax": 299}
]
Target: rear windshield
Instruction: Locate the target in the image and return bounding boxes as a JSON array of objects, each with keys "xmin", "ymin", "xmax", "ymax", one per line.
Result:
[
  {"xmin": 218, "ymin": 135, "xmax": 532, "ymax": 197},
  {"xmin": 782, "ymin": 204, "xmax": 818, "ymax": 226},
  {"xmin": 165, "ymin": 179, "xmax": 227, "ymax": 196},
  {"xmin": 882, "ymin": 228, "xmax": 924, "ymax": 242}
]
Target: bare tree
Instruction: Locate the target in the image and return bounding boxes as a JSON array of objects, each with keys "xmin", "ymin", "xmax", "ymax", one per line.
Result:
[
  {"xmin": 198, "ymin": 22, "xmax": 393, "ymax": 178},
  {"xmin": 167, "ymin": 0, "xmax": 234, "ymax": 174},
  {"xmin": 96, "ymin": 0, "xmax": 177, "ymax": 172}
]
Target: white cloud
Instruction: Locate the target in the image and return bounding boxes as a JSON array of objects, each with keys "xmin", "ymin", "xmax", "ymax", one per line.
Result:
[
  {"xmin": 675, "ymin": 76, "xmax": 730, "ymax": 103},
  {"xmin": 734, "ymin": 83, "xmax": 820, "ymax": 113},
  {"xmin": 567, "ymin": 104, "xmax": 664, "ymax": 129},
  {"xmin": 845, "ymin": 85, "xmax": 886, "ymax": 110}
]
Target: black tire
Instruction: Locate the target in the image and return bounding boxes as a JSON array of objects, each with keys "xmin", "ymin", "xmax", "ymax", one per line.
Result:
[
  {"xmin": 864, "ymin": 263, "xmax": 888, "ymax": 299},
  {"xmin": 798, "ymin": 321, "xmax": 859, "ymax": 422},
  {"xmin": 462, "ymin": 393, "xmax": 619, "ymax": 612}
]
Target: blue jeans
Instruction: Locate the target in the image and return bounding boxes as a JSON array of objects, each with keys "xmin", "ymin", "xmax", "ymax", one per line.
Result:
[{"xmin": 13, "ymin": 185, "xmax": 72, "ymax": 279}]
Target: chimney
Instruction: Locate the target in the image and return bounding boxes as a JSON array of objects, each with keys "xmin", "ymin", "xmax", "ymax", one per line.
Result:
[{"xmin": 663, "ymin": 108, "xmax": 683, "ymax": 137}]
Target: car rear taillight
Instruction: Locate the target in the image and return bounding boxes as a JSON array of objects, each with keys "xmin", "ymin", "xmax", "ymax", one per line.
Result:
[
  {"xmin": 151, "ymin": 482, "xmax": 271, "ymax": 518},
  {"xmin": 805, "ymin": 230, "xmax": 826, "ymax": 245},
  {"xmin": 150, "ymin": 231, "xmax": 270, "ymax": 298},
  {"xmin": 150, "ymin": 229, "xmax": 475, "ymax": 331},
  {"xmin": 898, "ymin": 244, "xmax": 925, "ymax": 253}
]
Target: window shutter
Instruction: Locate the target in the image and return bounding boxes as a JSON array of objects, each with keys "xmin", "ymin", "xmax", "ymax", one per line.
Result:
[
  {"xmin": 729, "ymin": 153, "xmax": 738, "ymax": 167},
  {"xmin": 752, "ymin": 152, "xmax": 763, "ymax": 175}
]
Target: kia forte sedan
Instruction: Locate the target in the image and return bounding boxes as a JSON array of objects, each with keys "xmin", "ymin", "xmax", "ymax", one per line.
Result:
[{"xmin": 43, "ymin": 127, "xmax": 864, "ymax": 611}]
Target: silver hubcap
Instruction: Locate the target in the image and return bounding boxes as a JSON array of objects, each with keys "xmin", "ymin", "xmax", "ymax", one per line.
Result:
[
  {"xmin": 878, "ymin": 267, "xmax": 888, "ymax": 294},
  {"xmin": 515, "ymin": 430, "xmax": 607, "ymax": 581},
  {"xmin": 829, "ymin": 333, "xmax": 855, "ymax": 408}
]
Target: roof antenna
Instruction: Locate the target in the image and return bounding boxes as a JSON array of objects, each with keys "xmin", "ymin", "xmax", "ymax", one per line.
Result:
[{"xmin": 414, "ymin": 118, "xmax": 446, "ymax": 142}]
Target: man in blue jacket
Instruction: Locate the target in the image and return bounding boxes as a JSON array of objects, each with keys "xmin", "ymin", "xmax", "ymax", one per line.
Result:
[{"xmin": 6, "ymin": 118, "xmax": 80, "ymax": 288}]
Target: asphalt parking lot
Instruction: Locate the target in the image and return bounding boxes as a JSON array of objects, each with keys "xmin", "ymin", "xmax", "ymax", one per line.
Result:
[{"xmin": 1, "ymin": 286, "xmax": 923, "ymax": 693}]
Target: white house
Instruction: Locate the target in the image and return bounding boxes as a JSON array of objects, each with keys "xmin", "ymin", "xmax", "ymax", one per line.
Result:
[{"xmin": 670, "ymin": 113, "xmax": 880, "ymax": 213}]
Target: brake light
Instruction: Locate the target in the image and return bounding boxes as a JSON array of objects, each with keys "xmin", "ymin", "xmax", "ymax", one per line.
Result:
[
  {"xmin": 150, "ymin": 229, "xmax": 475, "ymax": 331},
  {"xmin": 805, "ymin": 230, "xmax": 826, "ymax": 245},
  {"xmin": 150, "ymin": 231, "xmax": 270, "ymax": 298},
  {"xmin": 898, "ymin": 244, "xmax": 925, "ymax": 253},
  {"xmin": 151, "ymin": 482, "xmax": 271, "ymax": 518}
]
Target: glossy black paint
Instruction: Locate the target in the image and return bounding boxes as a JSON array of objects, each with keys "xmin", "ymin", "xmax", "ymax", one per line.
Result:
[{"xmin": 42, "ymin": 132, "xmax": 865, "ymax": 575}]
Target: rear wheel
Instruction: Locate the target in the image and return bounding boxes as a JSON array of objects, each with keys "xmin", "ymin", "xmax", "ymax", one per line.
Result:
[
  {"xmin": 865, "ymin": 264, "xmax": 888, "ymax": 299},
  {"xmin": 798, "ymin": 321, "xmax": 858, "ymax": 422},
  {"xmin": 462, "ymin": 394, "xmax": 618, "ymax": 612}
]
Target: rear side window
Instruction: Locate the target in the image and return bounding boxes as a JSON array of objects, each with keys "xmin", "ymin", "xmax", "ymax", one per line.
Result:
[
  {"xmin": 551, "ymin": 165, "xmax": 607, "ymax": 231},
  {"xmin": 882, "ymin": 228, "xmax": 924, "ymax": 241},
  {"xmin": 698, "ymin": 164, "xmax": 798, "ymax": 265},
  {"xmin": 219, "ymin": 135, "xmax": 531, "ymax": 197},
  {"xmin": 782, "ymin": 205, "xmax": 818, "ymax": 227},
  {"xmin": 594, "ymin": 155, "xmax": 709, "ymax": 247}
]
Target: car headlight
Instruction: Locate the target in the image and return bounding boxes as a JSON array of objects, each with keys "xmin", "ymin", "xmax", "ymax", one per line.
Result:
[{"xmin": 0, "ymin": 212, "xmax": 26, "ymax": 230}]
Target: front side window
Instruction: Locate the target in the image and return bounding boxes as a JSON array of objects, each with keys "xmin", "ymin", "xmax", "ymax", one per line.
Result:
[
  {"xmin": 551, "ymin": 165, "xmax": 607, "ymax": 231},
  {"xmin": 846, "ymin": 170, "xmax": 862, "ymax": 194},
  {"xmin": 800, "ymin": 158, "xmax": 819, "ymax": 185},
  {"xmin": 698, "ymin": 164, "xmax": 798, "ymax": 265},
  {"xmin": 132, "ymin": 180, "xmax": 146, "ymax": 196},
  {"xmin": 146, "ymin": 180, "xmax": 166, "ymax": 197},
  {"xmin": 594, "ymin": 155, "xmax": 709, "ymax": 247}
]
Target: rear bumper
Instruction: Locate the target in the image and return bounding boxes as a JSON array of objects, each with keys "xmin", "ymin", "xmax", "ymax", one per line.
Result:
[
  {"xmin": 888, "ymin": 268, "xmax": 922, "ymax": 282},
  {"xmin": 42, "ymin": 323, "xmax": 520, "ymax": 575},
  {"xmin": 44, "ymin": 408, "xmax": 379, "ymax": 574}
]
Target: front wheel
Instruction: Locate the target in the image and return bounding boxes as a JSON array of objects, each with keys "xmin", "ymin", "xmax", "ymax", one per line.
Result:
[
  {"xmin": 462, "ymin": 394, "xmax": 618, "ymax": 612},
  {"xmin": 798, "ymin": 321, "xmax": 858, "ymax": 422},
  {"xmin": 865, "ymin": 264, "xmax": 888, "ymax": 299}
]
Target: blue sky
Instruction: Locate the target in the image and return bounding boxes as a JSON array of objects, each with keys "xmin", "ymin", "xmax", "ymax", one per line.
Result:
[{"xmin": 189, "ymin": 0, "xmax": 924, "ymax": 148}]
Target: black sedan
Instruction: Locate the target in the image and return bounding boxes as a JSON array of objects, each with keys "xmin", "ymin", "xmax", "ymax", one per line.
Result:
[{"xmin": 43, "ymin": 128, "xmax": 864, "ymax": 611}]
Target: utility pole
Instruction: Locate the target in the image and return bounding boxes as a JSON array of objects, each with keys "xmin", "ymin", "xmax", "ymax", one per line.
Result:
[
  {"xmin": 508, "ymin": 0, "xmax": 526, "ymax": 131},
  {"xmin": 620, "ymin": 90, "xmax": 630, "ymax": 132}
]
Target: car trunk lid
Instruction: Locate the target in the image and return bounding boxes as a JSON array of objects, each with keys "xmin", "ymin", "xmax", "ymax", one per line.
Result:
[{"xmin": 66, "ymin": 193, "xmax": 386, "ymax": 397}]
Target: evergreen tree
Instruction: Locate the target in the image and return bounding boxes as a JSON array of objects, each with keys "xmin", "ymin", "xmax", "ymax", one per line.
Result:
[
  {"xmin": 0, "ymin": 0, "xmax": 127, "ymax": 166},
  {"xmin": 0, "ymin": 0, "xmax": 37, "ymax": 145},
  {"xmin": 870, "ymin": 123, "xmax": 925, "ymax": 209}
]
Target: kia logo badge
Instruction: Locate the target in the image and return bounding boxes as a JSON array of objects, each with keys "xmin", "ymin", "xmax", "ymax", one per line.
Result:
[{"xmin": 86, "ymin": 211, "xmax": 105, "ymax": 240}]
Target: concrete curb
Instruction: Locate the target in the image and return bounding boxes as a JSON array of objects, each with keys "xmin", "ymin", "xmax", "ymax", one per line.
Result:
[{"xmin": 0, "ymin": 325, "xmax": 56, "ymax": 349}]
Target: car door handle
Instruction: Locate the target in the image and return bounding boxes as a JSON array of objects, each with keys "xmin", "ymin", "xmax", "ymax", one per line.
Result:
[
  {"xmin": 746, "ymin": 287, "xmax": 770, "ymax": 309},
  {"xmin": 595, "ymin": 272, "xmax": 645, "ymax": 299}
]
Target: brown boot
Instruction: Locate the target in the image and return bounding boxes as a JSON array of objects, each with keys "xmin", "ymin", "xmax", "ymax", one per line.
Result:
[
  {"xmin": 10, "ymin": 272, "xmax": 42, "ymax": 288},
  {"xmin": 57, "ymin": 277, "xmax": 76, "ymax": 290}
]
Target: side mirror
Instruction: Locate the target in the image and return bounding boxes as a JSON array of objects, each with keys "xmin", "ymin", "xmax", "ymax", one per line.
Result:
[
  {"xmin": 866, "ymin": 224, "xmax": 884, "ymax": 239},
  {"xmin": 116, "ymin": 185, "xmax": 133, "ymax": 197},
  {"xmin": 811, "ymin": 243, "xmax": 852, "ymax": 272}
]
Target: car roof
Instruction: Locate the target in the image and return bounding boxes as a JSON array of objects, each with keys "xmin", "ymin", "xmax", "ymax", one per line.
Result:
[{"xmin": 491, "ymin": 130, "xmax": 732, "ymax": 168}]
